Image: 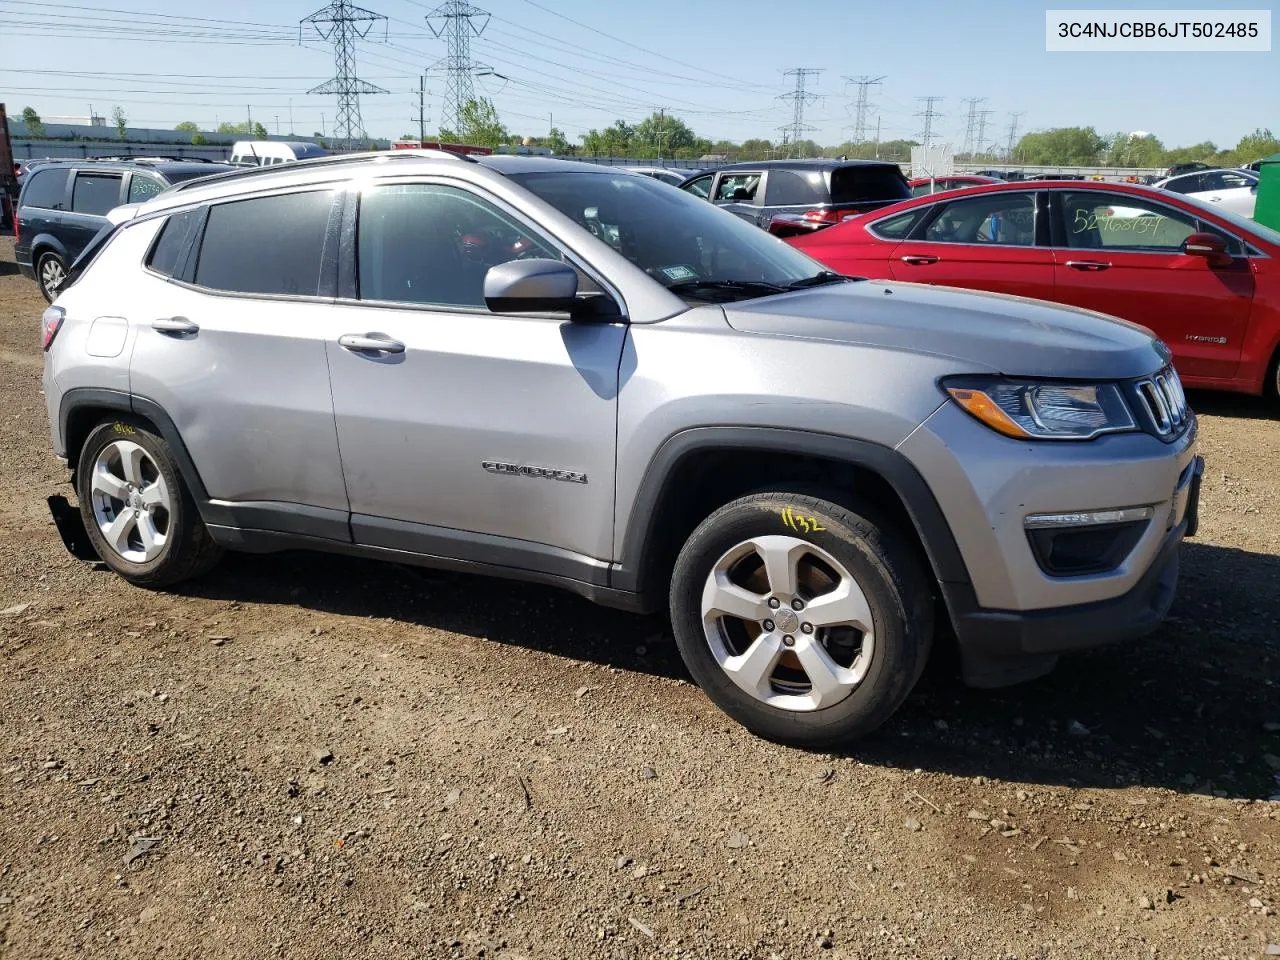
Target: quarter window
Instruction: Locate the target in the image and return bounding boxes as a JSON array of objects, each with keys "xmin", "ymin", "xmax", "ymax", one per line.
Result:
[
  {"xmin": 1060, "ymin": 191, "xmax": 1197, "ymax": 252},
  {"xmin": 194, "ymin": 190, "xmax": 334, "ymax": 296},
  {"xmin": 682, "ymin": 174, "xmax": 713, "ymax": 199},
  {"xmin": 869, "ymin": 209, "xmax": 924, "ymax": 240},
  {"xmin": 923, "ymin": 192, "xmax": 1036, "ymax": 246},
  {"xmin": 71, "ymin": 173, "xmax": 122, "ymax": 215},
  {"xmin": 127, "ymin": 174, "xmax": 165, "ymax": 204},
  {"xmin": 356, "ymin": 183, "xmax": 560, "ymax": 309},
  {"xmin": 764, "ymin": 169, "xmax": 827, "ymax": 206},
  {"xmin": 146, "ymin": 209, "xmax": 203, "ymax": 278},
  {"xmin": 20, "ymin": 168, "xmax": 67, "ymax": 209}
]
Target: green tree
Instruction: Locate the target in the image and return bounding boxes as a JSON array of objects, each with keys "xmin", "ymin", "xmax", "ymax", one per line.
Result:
[
  {"xmin": 1014, "ymin": 126, "xmax": 1106, "ymax": 165},
  {"xmin": 546, "ymin": 126, "xmax": 570, "ymax": 154},
  {"xmin": 174, "ymin": 121, "xmax": 200, "ymax": 134},
  {"xmin": 20, "ymin": 106, "xmax": 45, "ymax": 138},
  {"xmin": 633, "ymin": 111, "xmax": 698, "ymax": 157},
  {"xmin": 1229, "ymin": 127, "xmax": 1280, "ymax": 165},
  {"xmin": 216, "ymin": 120, "xmax": 268, "ymax": 138},
  {"xmin": 438, "ymin": 98, "xmax": 508, "ymax": 149},
  {"xmin": 191, "ymin": 133, "xmax": 208, "ymax": 145},
  {"xmin": 1162, "ymin": 140, "xmax": 1217, "ymax": 167},
  {"xmin": 737, "ymin": 138, "xmax": 775, "ymax": 160},
  {"xmin": 111, "ymin": 106, "xmax": 128, "ymax": 140},
  {"xmin": 1105, "ymin": 130, "xmax": 1165, "ymax": 167}
]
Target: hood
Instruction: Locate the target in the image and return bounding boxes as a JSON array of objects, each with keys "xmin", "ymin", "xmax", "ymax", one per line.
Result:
[{"xmin": 723, "ymin": 279, "xmax": 1166, "ymax": 380}]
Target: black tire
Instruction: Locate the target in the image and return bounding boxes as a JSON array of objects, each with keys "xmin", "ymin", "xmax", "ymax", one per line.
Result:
[
  {"xmin": 76, "ymin": 417, "xmax": 222, "ymax": 588},
  {"xmin": 669, "ymin": 490, "xmax": 934, "ymax": 748},
  {"xmin": 35, "ymin": 249, "xmax": 66, "ymax": 303}
]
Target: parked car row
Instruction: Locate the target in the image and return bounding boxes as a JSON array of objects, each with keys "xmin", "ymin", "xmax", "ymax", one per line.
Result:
[{"xmin": 35, "ymin": 148, "xmax": 1202, "ymax": 747}]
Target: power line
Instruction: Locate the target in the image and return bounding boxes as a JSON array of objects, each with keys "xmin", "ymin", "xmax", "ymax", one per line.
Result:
[
  {"xmin": 427, "ymin": 1, "xmax": 491, "ymax": 135},
  {"xmin": 914, "ymin": 96, "xmax": 944, "ymax": 148},
  {"xmin": 778, "ymin": 68, "xmax": 823, "ymax": 157},
  {"xmin": 301, "ymin": 0, "xmax": 389, "ymax": 151},
  {"xmin": 842, "ymin": 74, "xmax": 885, "ymax": 145}
]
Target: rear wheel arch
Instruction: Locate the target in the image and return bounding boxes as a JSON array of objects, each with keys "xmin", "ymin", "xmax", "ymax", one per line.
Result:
[{"xmin": 615, "ymin": 427, "xmax": 972, "ymax": 610}]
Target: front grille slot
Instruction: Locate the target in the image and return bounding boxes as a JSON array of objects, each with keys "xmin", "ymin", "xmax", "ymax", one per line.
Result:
[{"xmin": 1135, "ymin": 367, "xmax": 1189, "ymax": 439}]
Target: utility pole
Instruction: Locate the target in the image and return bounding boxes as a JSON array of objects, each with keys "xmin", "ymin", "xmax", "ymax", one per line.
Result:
[
  {"xmin": 415, "ymin": 74, "xmax": 427, "ymax": 143},
  {"xmin": 975, "ymin": 109, "xmax": 994, "ymax": 160},
  {"xmin": 959, "ymin": 97, "xmax": 985, "ymax": 157},
  {"xmin": 1005, "ymin": 111, "xmax": 1026, "ymax": 161},
  {"xmin": 842, "ymin": 74, "xmax": 885, "ymax": 146},
  {"xmin": 777, "ymin": 67, "xmax": 823, "ymax": 158},
  {"xmin": 874, "ymin": 116, "xmax": 881, "ymax": 158},
  {"xmin": 275, "ymin": 115, "xmax": 280, "ymax": 136},
  {"xmin": 247, "ymin": 105, "xmax": 253, "ymax": 134},
  {"xmin": 914, "ymin": 96, "xmax": 944, "ymax": 149},
  {"xmin": 427, "ymin": 1, "xmax": 490, "ymax": 137},
  {"xmin": 289, "ymin": 98, "xmax": 294, "ymax": 135},
  {"xmin": 301, "ymin": 0, "xmax": 389, "ymax": 152},
  {"xmin": 656, "ymin": 106, "xmax": 665, "ymax": 160}
]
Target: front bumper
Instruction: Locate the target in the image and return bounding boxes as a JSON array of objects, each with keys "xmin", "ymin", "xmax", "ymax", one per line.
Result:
[{"xmin": 948, "ymin": 455, "xmax": 1202, "ymax": 687}]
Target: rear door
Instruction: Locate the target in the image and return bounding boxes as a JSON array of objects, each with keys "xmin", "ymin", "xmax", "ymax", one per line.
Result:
[
  {"xmin": 889, "ymin": 189, "xmax": 1055, "ymax": 300},
  {"xmin": 64, "ymin": 170, "xmax": 123, "ymax": 260},
  {"xmin": 15, "ymin": 166, "xmax": 69, "ymax": 260},
  {"xmin": 1050, "ymin": 189, "xmax": 1255, "ymax": 381},
  {"xmin": 127, "ymin": 189, "xmax": 351, "ymax": 535}
]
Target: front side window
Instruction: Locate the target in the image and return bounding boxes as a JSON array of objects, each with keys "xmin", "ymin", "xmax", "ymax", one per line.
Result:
[
  {"xmin": 923, "ymin": 192, "xmax": 1036, "ymax": 246},
  {"xmin": 21, "ymin": 168, "xmax": 67, "ymax": 209},
  {"xmin": 356, "ymin": 183, "xmax": 560, "ymax": 308},
  {"xmin": 714, "ymin": 173, "xmax": 761, "ymax": 203},
  {"xmin": 1060, "ymin": 191, "xmax": 1197, "ymax": 251},
  {"xmin": 127, "ymin": 174, "xmax": 165, "ymax": 204},
  {"xmin": 194, "ymin": 190, "xmax": 333, "ymax": 296},
  {"xmin": 71, "ymin": 173, "xmax": 122, "ymax": 216},
  {"xmin": 682, "ymin": 174, "xmax": 713, "ymax": 199},
  {"xmin": 508, "ymin": 169, "xmax": 828, "ymax": 296}
]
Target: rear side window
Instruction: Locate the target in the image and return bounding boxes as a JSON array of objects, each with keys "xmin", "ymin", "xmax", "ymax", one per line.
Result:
[
  {"xmin": 869, "ymin": 208, "xmax": 924, "ymax": 240},
  {"xmin": 830, "ymin": 166, "xmax": 911, "ymax": 204},
  {"xmin": 765, "ymin": 169, "xmax": 827, "ymax": 206},
  {"xmin": 194, "ymin": 191, "xmax": 334, "ymax": 296},
  {"xmin": 146, "ymin": 209, "xmax": 203, "ymax": 278},
  {"xmin": 21, "ymin": 168, "xmax": 67, "ymax": 209},
  {"xmin": 72, "ymin": 173, "xmax": 123, "ymax": 215}
]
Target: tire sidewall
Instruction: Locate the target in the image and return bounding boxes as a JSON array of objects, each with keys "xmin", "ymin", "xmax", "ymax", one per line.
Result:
[
  {"xmin": 670, "ymin": 494, "xmax": 928, "ymax": 746},
  {"xmin": 77, "ymin": 418, "xmax": 187, "ymax": 579}
]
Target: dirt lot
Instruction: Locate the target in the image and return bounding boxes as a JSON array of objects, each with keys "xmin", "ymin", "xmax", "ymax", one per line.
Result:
[{"xmin": 0, "ymin": 235, "xmax": 1277, "ymax": 960}]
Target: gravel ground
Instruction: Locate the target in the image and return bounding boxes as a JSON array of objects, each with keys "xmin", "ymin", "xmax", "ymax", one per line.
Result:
[{"xmin": 0, "ymin": 235, "xmax": 1278, "ymax": 960}]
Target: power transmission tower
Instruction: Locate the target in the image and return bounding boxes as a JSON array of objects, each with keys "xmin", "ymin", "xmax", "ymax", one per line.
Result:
[
  {"xmin": 842, "ymin": 74, "xmax": 885, "ymax": 146},
  {"xmin": 914, "ymin": 96, "xmax": 944, "ymax": 148},
  {"xmin": 427, "ymin": 1, "xmax": 491, "ymax": 136},
  {"xmin": 300, "ymin": 0, "xmax": 389, "ymax": 152},
  {"xmin": 777, "ymin": 68, "xmax": 823, "ymax": 158},
  {"xmin": 1005, "ymin": 111, "xmax": 1026, "ymax": 161},
  {"xmin": 975, "ymin": 109, "xmax": 995, "ymax": 160},
  {"xmin": 959, "ymin": 97, "xmax": 985, "ymax": 157}
]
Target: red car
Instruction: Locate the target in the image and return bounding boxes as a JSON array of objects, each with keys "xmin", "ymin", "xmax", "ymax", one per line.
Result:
[
  {"xmin": 788, "ymin": 180, "xmax": 1280, "ymax": 399},
  {"xmin": 907, "ymin": 174, "xmax": 1003, "ymax": 197}
]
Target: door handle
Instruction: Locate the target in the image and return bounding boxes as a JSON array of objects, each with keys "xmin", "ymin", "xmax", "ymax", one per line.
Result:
[
  {"xmin": 338, "ymin": 333, "xmax": 405, "ymax": 354},
  {"xmin": 900, "ymin": 254, "xmax": 939, "ymax": 265},
  {"xmin": 151, "ymin": 316, "xmax": 199, "ymax": 334},
  {"xmin": 1065, "ymin": 260, "xmax": 1111, "ymax": 271}
]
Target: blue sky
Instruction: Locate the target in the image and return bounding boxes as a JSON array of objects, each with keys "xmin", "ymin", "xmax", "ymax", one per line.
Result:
[{"xmin": 0, "ymin": 0, "xmax": 1275, "ymax": 148}]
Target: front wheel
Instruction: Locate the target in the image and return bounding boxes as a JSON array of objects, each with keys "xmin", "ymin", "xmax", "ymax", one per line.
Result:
[
  {"xmin": 76, "ymin": 418, "xmax": 222, "ymax": 587},
  {"xmin": 669, "ymin": 491, "xmax": 934, "ymax": 747}
]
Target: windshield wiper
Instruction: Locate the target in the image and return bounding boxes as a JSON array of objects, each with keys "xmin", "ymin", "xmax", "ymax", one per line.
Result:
[
  {"xmin": 665, "ymin": 279, "xmax": 788, "ymax": 301},
  {"xmin": 784, "ymin": 271, "xmax": 855, "ymax": 289}
]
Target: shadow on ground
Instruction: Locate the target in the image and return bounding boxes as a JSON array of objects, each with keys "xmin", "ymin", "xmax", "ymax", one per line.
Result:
[
  {"xmin": 1188, "ymin": 389, "xmax": 1278, "ymax": 422},
  {"xmin": 164, "ymin": 537, "xmax": 1278, "ymax": 801},
  {"xmin": 0, "ymin": 261, "xmax": 20, "ymax": 277}
]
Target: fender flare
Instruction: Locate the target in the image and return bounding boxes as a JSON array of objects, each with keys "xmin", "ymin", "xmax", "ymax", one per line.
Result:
[{"xmin": 611, "ymin": 425, "xmax": 973, "ymax": 596}]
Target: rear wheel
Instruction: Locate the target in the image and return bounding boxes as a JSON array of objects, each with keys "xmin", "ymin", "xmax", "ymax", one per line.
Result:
[
  {"xmin": 76, "ymin": 418, "xmax": 222, "ymax": 587},
  {"xmin": 36, "ymin": 250, "xmax": 66, "ymax": 302},
  {"xmin": 669, "ymin": 490, "xmax": 934, "ymax": 747}
]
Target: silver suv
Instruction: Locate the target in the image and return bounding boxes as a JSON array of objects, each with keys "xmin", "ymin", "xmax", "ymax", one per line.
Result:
[{"xmin": 39, "ymin": 151, "xmax": 1203, "ymax": 746}]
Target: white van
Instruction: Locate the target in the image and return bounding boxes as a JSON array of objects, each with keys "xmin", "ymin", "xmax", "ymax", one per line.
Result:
[{"xmin": 228, "ymin": 141, "xmax": 328, "ymax": 166}]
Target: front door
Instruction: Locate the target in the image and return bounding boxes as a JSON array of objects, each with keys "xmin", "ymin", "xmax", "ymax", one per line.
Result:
[
  {"xmin": 325, "ymin": 180, "xmax": 626, "ymax": 570},
  {"xmin": 711, "ymin": 170, "xmax": 766, "ymax": 225},
  {"xmin": 1050, "ymin": 189, "xmax": 1255, "ymax": 382},
  {"xmin": 890, "ymin": 190, "xmax": 1055, "ymax": 301}
]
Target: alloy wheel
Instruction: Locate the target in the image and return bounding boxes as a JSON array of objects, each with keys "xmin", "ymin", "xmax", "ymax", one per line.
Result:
[
  {"xmin": 699, "ymin": 534, "xmax": 875, "ymax": 712},
  {"xmin": 89, "ymin": 439, "xmax": 172, "ymax": 563},
  {"xmin": 39, "ymin": 255, "xmax": 65, "ymax": 299}
]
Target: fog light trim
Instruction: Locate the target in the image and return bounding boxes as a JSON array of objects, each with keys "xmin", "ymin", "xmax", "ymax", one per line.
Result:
[{"xmin": 1023, "ymin": 506, "xmax": 1154, "ymax": 530}]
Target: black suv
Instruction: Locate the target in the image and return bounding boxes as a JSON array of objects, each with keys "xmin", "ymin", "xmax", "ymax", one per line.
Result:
[
  {"xmin": 678, "ymin": 159, "xmax": 911, "ymax": 232},
  {"xmin": 15, "ymin": 157, "xmax": 234, "ymax": 300}
]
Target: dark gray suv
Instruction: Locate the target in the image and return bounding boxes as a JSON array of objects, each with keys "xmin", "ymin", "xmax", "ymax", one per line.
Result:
[{"xmin": 15, "ymin": 157, "xmax": 235, "ymax": 301}]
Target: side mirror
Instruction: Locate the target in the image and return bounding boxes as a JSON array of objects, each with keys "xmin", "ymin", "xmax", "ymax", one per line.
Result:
[
  {"xmin": 484, "ymin": 258, "xmax": 578, "ymax": 313},
  {"xmin": 1183, "ymin": 232, "xmax": 1232, "ymax": 267}
]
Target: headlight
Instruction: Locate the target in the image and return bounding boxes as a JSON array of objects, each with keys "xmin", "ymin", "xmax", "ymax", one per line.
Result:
[{"xmin": 943, "ymin": 377, "xmax": 1137, "ymax": 440}]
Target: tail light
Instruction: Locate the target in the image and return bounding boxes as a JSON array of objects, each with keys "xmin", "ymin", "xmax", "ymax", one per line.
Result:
[
  {"xmin": 41, "ymin": 305, "xmax": 65, "ymax": 351},
  {"xmin": 802, "ymin": 207, "xmax": 842, "ymax": 224}
]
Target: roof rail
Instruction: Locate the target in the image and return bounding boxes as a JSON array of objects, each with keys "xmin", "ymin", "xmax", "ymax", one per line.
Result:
[{"xmin": 160, "ymin": 148, "xmax": 474, "ymax": 195}]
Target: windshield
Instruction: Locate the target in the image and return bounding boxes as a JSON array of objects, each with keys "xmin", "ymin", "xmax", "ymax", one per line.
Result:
[
  {"xmin": 507, "ymin": 169, "xmax": 828, "ymax": 297},
  {"xmin": 1178, "ymin": 191, "xmax": 1280, "ymax": 247}
]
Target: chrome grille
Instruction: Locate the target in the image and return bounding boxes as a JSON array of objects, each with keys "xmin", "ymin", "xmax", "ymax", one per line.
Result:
[{"xmin": 1135, "ymin": 367, "xmax": 1189, "ymax": 437}]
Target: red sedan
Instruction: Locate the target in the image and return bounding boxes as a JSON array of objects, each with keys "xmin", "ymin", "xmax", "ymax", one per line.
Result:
[
  {"xmin": 907, "ymin": 174, "xmax": 1003, "ymax": 197},
  {"xmin": 788, "ymin": 180, "xmax": 1280, "ymax": 399}
]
